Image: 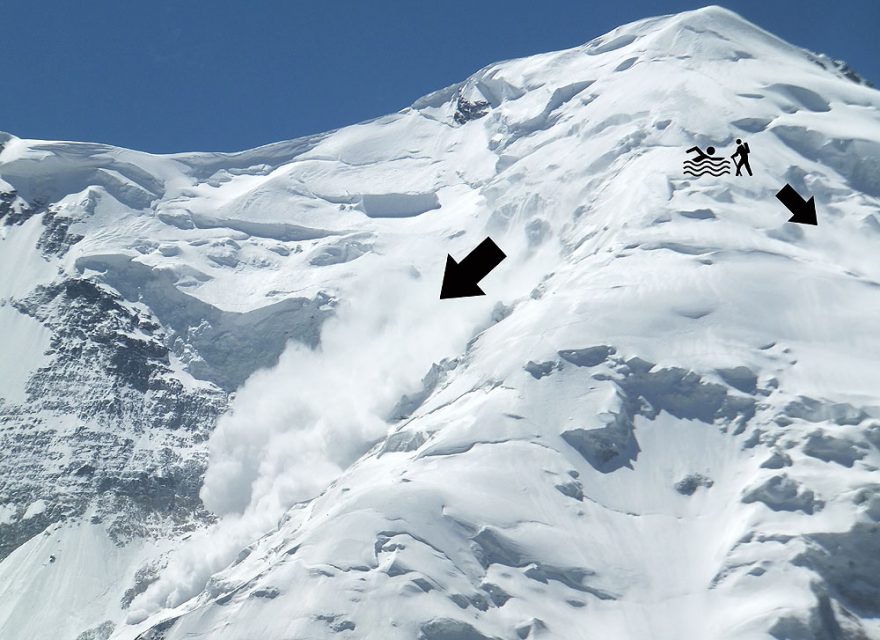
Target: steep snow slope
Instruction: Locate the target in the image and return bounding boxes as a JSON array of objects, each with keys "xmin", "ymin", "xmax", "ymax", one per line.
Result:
[{"xmin": 2, "ymin": 6, "xmax": 880, "ymax": 640}]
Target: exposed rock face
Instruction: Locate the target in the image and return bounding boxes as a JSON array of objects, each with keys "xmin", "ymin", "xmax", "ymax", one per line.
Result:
[
  {"xmin": 453, "ymin": 91, "xmax": 491, "ymax": 124},
  {"xmin": 0, "ymin": 182, "xmax": 333, "ymax": 560},
  {"xmin": 674, "ymin": 473, "xmax": 714, "ymax": 495},
  {"xmin": 0, "ymin": 273, "xmax": 228, "ymax": 558}
]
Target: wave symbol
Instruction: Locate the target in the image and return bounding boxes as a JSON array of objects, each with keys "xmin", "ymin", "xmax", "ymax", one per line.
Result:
[{"xmin": 683, "ymin": 156, "xmax": 731, "ymax": 177}]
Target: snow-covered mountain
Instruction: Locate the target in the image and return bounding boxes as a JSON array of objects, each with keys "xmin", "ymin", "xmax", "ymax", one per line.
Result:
[{"xmin": 2, "ymin": 6, "xmax": 880, "ymax": 639}]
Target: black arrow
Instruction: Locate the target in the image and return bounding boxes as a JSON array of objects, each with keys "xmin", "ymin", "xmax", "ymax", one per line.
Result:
[
  {"xmin": 776, "ymin": 184, "xmax": 817, "ymax": 225},
  {"xmin": 440, "ymin": 237, "xmax": 506, "ymax": 299}
]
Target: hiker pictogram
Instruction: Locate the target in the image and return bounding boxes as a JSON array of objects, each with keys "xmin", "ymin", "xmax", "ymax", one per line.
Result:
[
  {"xmin": 683, "ymin": 139, "xmax": 753, "ymax": 177},
  {"xmin": 731, "ymin": 138, "xmax": 752, "ymax": 176}
]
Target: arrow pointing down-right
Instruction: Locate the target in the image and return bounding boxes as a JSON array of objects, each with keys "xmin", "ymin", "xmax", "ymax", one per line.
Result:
[{"xmin": 776, "ymin": 183, "xmax": 818, "ymax": 226}]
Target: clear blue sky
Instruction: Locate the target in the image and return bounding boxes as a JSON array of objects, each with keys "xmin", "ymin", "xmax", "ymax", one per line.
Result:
[{"xmin": 2, "ymin": 1, "xmax": 877, "ymax": 153}]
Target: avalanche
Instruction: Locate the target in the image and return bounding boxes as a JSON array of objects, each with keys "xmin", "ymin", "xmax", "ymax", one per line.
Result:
[{"xmin": 1, "ymin": 6, "xmax": 880, "ymax": 640}]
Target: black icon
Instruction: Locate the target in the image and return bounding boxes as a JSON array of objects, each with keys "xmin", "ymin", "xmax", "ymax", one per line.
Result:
[
  {"xmin": 683, "ymin": 138, "xmax": 754, "ymax": 177},
  {"xmin": 683, "ymin": 145, "xmax": 731, "ymax": 176},
  {"xmin": 440, "ymin": 237, "xmax": 506, "ymax": 299},
  {"xmin": 776, "ymin": 184, "xmax": 817, "ymax": 225},
  {"xmin": 732, "ymin": 139, "xmax": 752, "ymax": 176}
]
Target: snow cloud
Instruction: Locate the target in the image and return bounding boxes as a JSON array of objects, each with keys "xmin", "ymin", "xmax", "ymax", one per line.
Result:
[{"xmin": 129, "ymin": 257, "xmax": 496, "ymax": 616}]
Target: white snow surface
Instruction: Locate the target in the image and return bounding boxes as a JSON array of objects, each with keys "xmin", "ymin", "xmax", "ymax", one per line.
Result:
[
  {"xmin": 2, "ymin": 6, "xmax": 880, "ymax": 640},
  {"xmin": 0, "ymin": 305, "xmax": 52, "ymax": 404}
]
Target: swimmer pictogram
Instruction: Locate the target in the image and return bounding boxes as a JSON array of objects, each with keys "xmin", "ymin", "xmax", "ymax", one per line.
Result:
[
  {"xmin": 683, "ymin": 139, "xmax": 753, "ymax": 177},
  {"xmin": 683, "ymin": 145, "xmax": 731, "ymax": 176}
]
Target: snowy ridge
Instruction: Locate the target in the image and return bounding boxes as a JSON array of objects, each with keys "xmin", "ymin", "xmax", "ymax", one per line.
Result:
[{"xmin": 1, "ymin": 6, "xmax": 880, "ymax": 640}]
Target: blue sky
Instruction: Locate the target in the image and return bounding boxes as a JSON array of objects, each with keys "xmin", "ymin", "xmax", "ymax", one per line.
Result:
[{"xmin": 2, "ymin": 1, "xmax": 877, "ymax": 153}]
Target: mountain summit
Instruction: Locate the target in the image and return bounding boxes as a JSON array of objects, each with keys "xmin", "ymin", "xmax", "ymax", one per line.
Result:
[{"xmin": 1, "ymin": 6, "xmax": 879, "ymax": 640}]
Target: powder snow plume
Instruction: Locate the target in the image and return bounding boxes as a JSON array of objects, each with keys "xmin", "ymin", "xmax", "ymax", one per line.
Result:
[{"xmin": 128, "ymin": 257, "xmax": 506, "ymax": 615}]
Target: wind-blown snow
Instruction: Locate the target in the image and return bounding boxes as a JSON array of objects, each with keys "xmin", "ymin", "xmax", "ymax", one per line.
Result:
[
  {"xmin": 140, "ymin": 265, "xmax": 497, "ymax": 611},
  {"xmin": 2, "ymin": 5, "xmax": 880, "ymax": 640}
]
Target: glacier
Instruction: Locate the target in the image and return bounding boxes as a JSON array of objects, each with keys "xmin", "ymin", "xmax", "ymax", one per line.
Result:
[{"xmin": 1, "ymin": 6, "xmax": 880, "ymax": 640}]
